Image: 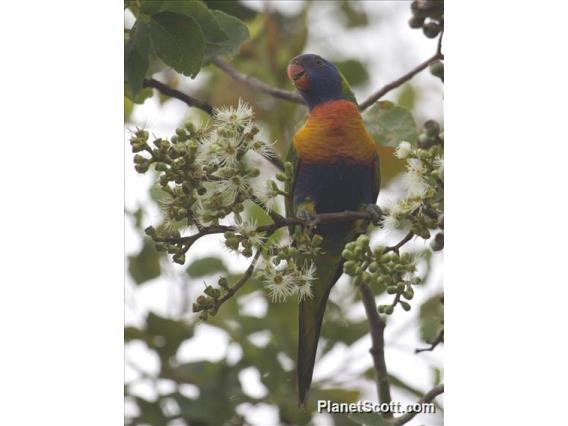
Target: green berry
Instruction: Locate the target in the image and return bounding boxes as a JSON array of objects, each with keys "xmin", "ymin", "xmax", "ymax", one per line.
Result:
[
  {"xmin": 342, "ymin": 249, "xmax": 354, "ymax": 260},
  {"xmin": 403, "ymin": 289, "xmax": 415, "ymax": 300}
]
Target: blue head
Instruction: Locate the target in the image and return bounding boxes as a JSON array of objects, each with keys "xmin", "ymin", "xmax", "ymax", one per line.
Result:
[{"xmin": 287, "ymin": 54, "xmax": 347, "ymax": 110}]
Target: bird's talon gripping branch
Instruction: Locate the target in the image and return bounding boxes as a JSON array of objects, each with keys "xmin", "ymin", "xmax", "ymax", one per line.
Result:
[
  {"xmin": 365, "ymin": 204, "xmax": 385, "ymax": 227},
  {"xmin": 296, "ymin": 209, "xmax": 319, "ymax": 232}
]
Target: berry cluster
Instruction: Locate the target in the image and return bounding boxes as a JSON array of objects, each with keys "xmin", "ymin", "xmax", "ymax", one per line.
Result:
[
  {"xmin": 409, "ymin": 0, "xmax": 444, "ymax": 39},
  {"xmin": 342, "ymin": 235, "xmax": 421, "ymax": 315}
]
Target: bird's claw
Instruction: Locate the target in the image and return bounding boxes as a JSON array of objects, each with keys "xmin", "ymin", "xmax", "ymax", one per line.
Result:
[
  {"xmin": 296, "ymin": 209, "xmax": 318, "ymax": 232},
  {"xmin": 365, "ymin": 204, "xmax": 384, "ymax": 227}
]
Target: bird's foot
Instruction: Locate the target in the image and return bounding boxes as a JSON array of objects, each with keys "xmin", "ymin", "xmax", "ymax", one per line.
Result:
[
  {"xmin": 365, "ymin": 204, "xmax": 384, "ymax": 227},
  {"xmin": 296, "ymin": 209, "xmax": 318, "ymax": 232}
]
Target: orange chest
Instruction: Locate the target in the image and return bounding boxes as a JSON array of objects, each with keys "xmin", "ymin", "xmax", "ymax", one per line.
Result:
[{"xmin": 292, "ymin": 100, "xmax": 378, "ymax": 164}]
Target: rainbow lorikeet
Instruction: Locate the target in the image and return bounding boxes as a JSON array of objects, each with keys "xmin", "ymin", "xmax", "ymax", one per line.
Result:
[{"xmin": 286, "ymin": 54, "xmax": 382, "ymax": 406}]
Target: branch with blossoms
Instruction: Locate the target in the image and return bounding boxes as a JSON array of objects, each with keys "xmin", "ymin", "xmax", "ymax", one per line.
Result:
[{"xmin": 130, "ymin": 100, "xmax": 414, "ymax": 320}]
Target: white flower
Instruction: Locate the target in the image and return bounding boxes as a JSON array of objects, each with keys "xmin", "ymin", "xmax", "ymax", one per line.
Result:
[
  {"xmin": 217, "ymin": 174, "xmax": 251, "ymax": 204},
  {"xmin": 405, "ymin": 172, "xmax": 429, "ymax": 199},
  {"xmin": 407, "ymin": 158, "xmax": 425, "ymax": 175},
  {"xmin": 213, "ymin": 98, "xmax": 253, "ymax": 127},
  {"xmin": 264, "ymin": 272, "xmax": 296, "ymax": 302},
  {"xmin": 216, "ymin": 136, "xmax": 241, "ymax": 167},
  {"xmin": 235, "ymin": 218, "xmax": 265, "ymax": 247},
  {"xmin": 256, "ymin": 180, "xmax": 280, "ymax": 213},
  {"xmin": 296, "ymin": 262, "xmax": 316, "ymax": 301},
  {"xmin": 247, "ymin": 138, "xmax": 276, "ymax": 159},
  {"xmin": 383, "ymin": 204, "xmax": 403, "ymax": 229},
  {"xmin": 395, "ymin": 141, "xmax": 412, "ymax": 159}
]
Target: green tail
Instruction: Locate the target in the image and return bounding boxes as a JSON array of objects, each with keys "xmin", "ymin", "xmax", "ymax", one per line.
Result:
[{"xmin": 297, "ymin": 234, "xmax": 348, "ymax": 407}]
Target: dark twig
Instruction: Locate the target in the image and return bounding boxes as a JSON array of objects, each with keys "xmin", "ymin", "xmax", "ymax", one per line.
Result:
[
  {"xmin": 415, "ymin": 328, "xmax": 444, "ymax": 354},
  {"xmin": 155, "ymin": 210, "xmax": 375, "ymax": 249},
  {"xmin": 437, "ymin": 28, "xmax": 444, "ymax": 57},
  {"xmin": 393, "ymin": 383, "xmax": 444, "ymax": 425},
  {"xmin": 359, "ymin": 283, "xmax": 392, "ymax": 416},
  {"xmin": 211, "ymin": 57, "xmax": 305, "ymax": 105},
  {"xmin": 214, "ymin": 245, "xmax": 264, "ymax": 310},
  {"xmin": 384, "ymin": 231, "xmax": 415, "ymax": 254},
  {"xmin": 143, "ymin": 78, "xmax": 214, "ymax": 115},
  {"xmin": 142, "ymin": 79, "xmax": 286, "ymax": 170},
  {"xmin": 359, "ymin": 51, "xmax": 443, "ymax": 111}
]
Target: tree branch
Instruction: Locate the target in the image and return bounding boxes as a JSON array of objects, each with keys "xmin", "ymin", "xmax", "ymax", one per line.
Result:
[
  {"xmin": 393, "ymin": 383, "xmax": 444, "ymax": 425},
  {"xmin": 415, "ymin": 328, "xmax": 444, "ymax": 354},
  {"xmin": 359, "ymin": 283, "xmax": 392, "ymax": 415},
  {"xmin": 384, "ymin": 231, "xmax": 415, "ymax": 255},
  {"xmin": 154, "ymin": 210, "xmax": 375, "ymax": 251},
  {"xmin": 358, "ymin": 51, "xmax": 443, "ymax": 111},
  {"xmin": 211, "ymin": 57, "xmax": 305, "ymax": 105},
  {"xmin": 143, "ymin": 78, "xmax": 214, "ymax": 115},
  {"xmin": 213, "ymin": 245, "xmax": 264, "ymax": 310},
  {"xmin": 142, "ymin": 78, "xmax": 286, "ymax": 170}
]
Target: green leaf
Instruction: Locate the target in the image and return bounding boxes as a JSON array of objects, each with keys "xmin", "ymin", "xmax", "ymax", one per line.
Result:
[
  {"xmin": 128, "ymin": 239, "xmax": 161, "ymax": 285},
  {"xmin": 340, "ymin": 1, "xmax": 369, "ymax": 28},
  {"xmin": 320, "ymin": 316, "xmax": 369, "ymax": 346},
  {"xmin": 149, "ymin": 12, "xmax": 204, "ymax": 78},
  {"xmin": 336, "ymin": 59, "xmax": 369, "ymax": 87},
  {"xmin": 133, "ymin": 396, "xmax": 169, "ymax": 426},
  {"xmin": 125, "ymin": 21, "xmax": 151, "ymax": 96},
  {"xmin": 203, "ymin": 0, "xmax": 258, "ymax": 21},
  {"xmin": 364, "ymin": 101, "xmax": 418, "ymax": 147},
  {"xmin": 186, "ymin": 256, "xmax": 228, "ymax": 278},
  {"xmin": 419, "ymin": 294, "xmax": 444, "ymax": 343},
  {"xmin": 124, "ymin": 86, "xmax": 153, "ymax": 104},
  {"xmin": 125, "ymin": 326, "xmax": 148, "ymax": 342},
  {"xmin": 146, "ymin": 312, "xmax": 192, "ymax": 359},
  {"xmin": 203, "ymin": 10, "xmax": 249, "ymax": 62},
  {"xmin": 397, "ymin": 83, "xmax": 416, "ymax": 111},
  {"xmin": 141, "ymin": 0, "xmax": 228, "ymax": 42}
]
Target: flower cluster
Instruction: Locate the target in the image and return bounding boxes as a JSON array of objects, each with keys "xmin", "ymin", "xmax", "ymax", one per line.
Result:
[
  {"xmin": 342, "ymin": 235, "xmax": 422, "ymax": 315},
  {"xmin": 384, "ymin": 120, "xmax": 444, "ymax": 251},
  {"xmin": 255, "ymin": 231, "xmax": 323, "ymax": 303},
  {"xmin": 130, "ymin": 100, "xmax": 285, "ymax": 265},
  {"xmin": 191, "ymin": 276, "xmax": 229, "ymax": 321}
]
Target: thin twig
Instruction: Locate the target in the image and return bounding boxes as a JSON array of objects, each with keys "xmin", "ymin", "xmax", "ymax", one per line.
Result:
[
  {"xmin": 359, "ymin": 51, "xmax": 443, "ymax": 111},
  {"xmin": 437, "ymin": 28, "xmax": 444, "ymax": 57},
  {"xmin": 143, "ymin": 78, "xmax": 214, "ymax": 115},
  {"xmin": 384, "ymin": 231, "xmax": 415, "ymax": 254},
  {"xmin": 155, "ymin": 210, "xmax": 375, "ymax": 250},
  {"xmin": 393, "ymin": 383, "xmax": 444, "ymax": 425},
  {"xmin": 142, "ymin": 79, "xmax": 286, "ymax": 170},
  {"xmin": 415, "ymin": 328, "xmax": 444, "ymax": 354},
  {"xmin": 214, "ymin": 246, "xmax": 264, "ymax": 309},
  {"xmin": 359, "ymin": 283, "xmax": 392, "ymax": 415},
  {"xmin": 211, "ymin": 57, "xmax": 305, "ymax": 105}
]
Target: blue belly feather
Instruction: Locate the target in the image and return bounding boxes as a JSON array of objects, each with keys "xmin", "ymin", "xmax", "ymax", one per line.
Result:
[{"xmin": 293, "ymin": 159, "xmax": 377, "ymax": 218}]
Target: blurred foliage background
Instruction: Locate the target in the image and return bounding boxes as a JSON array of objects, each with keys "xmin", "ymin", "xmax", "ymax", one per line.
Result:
[{"xmin": 125, "ymin": 1, "xmax": 443, "ymax": 425}]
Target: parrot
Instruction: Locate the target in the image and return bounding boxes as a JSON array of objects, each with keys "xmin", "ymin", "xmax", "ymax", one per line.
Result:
[{"xmin": 285, "ymin": 53, "xmax": 382, "ymax": 407}]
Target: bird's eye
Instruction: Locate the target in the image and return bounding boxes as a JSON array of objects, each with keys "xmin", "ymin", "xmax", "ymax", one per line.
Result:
[{"xmin": 315, "ymin": 58, "xmax": 323, "ymax": 65}]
